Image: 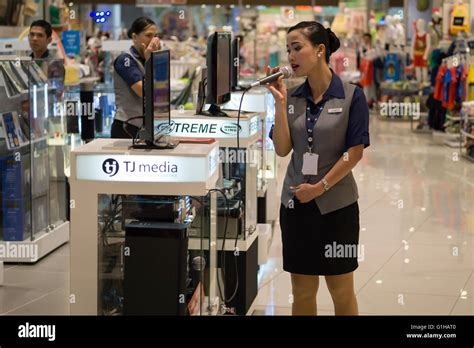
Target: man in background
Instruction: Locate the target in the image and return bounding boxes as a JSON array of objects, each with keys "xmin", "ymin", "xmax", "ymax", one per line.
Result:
[{"xmin": 28, "ymin": 19, "xmax": 59, "ymax": 59}]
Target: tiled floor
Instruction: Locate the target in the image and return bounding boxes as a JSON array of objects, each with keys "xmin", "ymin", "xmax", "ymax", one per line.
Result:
[
  {"xmin": 1, "ymin": 115, "xmax": 473, "ymax": 315},
  {"xmin": 254, "ymin": 115, "xmax": 474, "ymax": 316}
]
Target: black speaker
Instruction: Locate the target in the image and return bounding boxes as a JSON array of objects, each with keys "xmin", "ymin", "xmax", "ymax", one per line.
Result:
[
  {"xmin": 221, "ymin": 238, "xmax": 258, "ymax": 315},
  {"xmin": 65, "ymin": 101, "xmax": 79, "ymax": 134},
  {"xmin": 124, "ymin": 221, "xmax": 188, "ymax": 315},
  {"xmin": 80, "ymin": 82, "xmax": 95, "ymax": 142},
  {"xmin": 257, "ymin": 194, "xmax": 267, "ymax": 224}
]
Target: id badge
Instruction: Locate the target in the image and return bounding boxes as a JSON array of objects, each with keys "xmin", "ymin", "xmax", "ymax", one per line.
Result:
[{"xmin": 302, "ymin": 152, "xmax": 319, "ymax": 175}]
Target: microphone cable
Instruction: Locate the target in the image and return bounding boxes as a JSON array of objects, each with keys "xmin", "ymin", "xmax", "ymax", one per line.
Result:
[{"xmin": 237, "ymin": 89, "xmax": 248, "ymax": 149}]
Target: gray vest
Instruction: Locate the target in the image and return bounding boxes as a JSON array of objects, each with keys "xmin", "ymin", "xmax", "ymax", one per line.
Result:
[
  {"xmin": 281, "ymin": 82, "xmax": 358, "ymax": 214},
  {"xmin": 113, "ymin": 48, "xmax": 145, "ymax": 128}
]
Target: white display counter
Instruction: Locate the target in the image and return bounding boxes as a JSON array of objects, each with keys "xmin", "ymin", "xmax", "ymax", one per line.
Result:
[{"xmin": 69, "ymin": 138, "xmax": 220, "ymax": 315}]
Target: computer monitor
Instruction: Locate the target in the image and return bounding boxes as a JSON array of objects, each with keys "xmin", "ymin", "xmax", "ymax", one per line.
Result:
[
  {"xmin": 205, "ymin": 31, "xmax": 231, "ymax": 116},
  {"xmin": 137, "ymin": 49, "xmax": 177, "ymax": 149},
  {"xmin": 231, "ymin": 36, "xmax": 241, "ymax": 91}
]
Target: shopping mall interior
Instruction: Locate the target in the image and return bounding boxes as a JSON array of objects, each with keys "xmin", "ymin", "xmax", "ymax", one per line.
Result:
[{"xmin": 0, "ymin": 0, "xmax": 473, "ymax": 318}]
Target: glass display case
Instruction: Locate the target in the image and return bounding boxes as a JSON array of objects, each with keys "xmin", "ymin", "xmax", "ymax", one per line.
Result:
[
  {"xmin": 0, "ymin": 57, "xmax": 68, "ymax": 258},
  {"xmin": 62, "ymin": 82, "xmax": 116, "ymax": 139},
  {"xmin": 97, "ymin": 194, "xmax": 215, "ymax": 315}
]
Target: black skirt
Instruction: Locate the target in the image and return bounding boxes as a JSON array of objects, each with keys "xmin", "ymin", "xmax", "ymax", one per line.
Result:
[{"xmin": 280, "ymin": 199, "xmax": 360, "ymax": 276}]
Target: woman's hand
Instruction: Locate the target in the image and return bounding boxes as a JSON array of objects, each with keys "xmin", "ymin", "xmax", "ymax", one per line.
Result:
[
  {"xmin": 143, "ymin": 37, "xmax": 161, "ymax": 60},
  {"xmin": 264, "ymin": 65, "xmax": 287, "ymax": 106},
  {"xmin": 290, "ymin": 183, "xmax": 324, "ymax": 203}
]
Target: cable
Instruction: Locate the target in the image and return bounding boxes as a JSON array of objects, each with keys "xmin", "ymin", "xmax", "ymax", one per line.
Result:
[
  {"xmin": 101, "ymin": 194, "xmax": 123, "ymax": 246},
  {"xmin": 123, "ymin": 116, "xmax": 144, "ymax": 143},
  {"xmin": 189, "ymin": 192, "xmax": 228, "ymax": 303},
  {"xmin": 237, "ymin": 89, "xmax": 248, "ymax": 149},
  {"xmin": 207, "ymin": 188, "xmax": 239, "ymax": 305}
]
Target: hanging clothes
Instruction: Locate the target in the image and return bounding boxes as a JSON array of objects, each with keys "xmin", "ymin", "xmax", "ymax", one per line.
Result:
[
  {"xmin": 434, "ymin": 64, "xmax": 447, "ymax": 100},
  {"xmin": 384, "ymin": 53, "xmax": 402, "ymax": 81},
  {"xmin": 434, "ymin": 60, "xmax": 467, "ymax": 111},
  {"xmin": 426, "ymin": 94, "xmax": 446, "ymax": 131},
  {"xmin": 359, "ymin": 57, "xmax": 374, "ymax": 87},
  {"xmin": 468, "ymin": 64, "xmax": 474, "ymax": 101}
]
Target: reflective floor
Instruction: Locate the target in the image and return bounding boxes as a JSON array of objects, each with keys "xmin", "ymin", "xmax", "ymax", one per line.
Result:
[
  {"xmin": 254, "ymin": 116, "xmax": 474, "ymax": 315},
  {"xmin": 1, "ymin": 116, "xmax": 473, "ymax": 315}
]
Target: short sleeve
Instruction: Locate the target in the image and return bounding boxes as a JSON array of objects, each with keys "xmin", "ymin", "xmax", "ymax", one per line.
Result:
[
  {"xmin": 114, "ymin": 53, "xmax": 144, "ymax": 87},
  {"xmin": 345, "ymin": 86, "xmax": 370, "ymax": 150}
]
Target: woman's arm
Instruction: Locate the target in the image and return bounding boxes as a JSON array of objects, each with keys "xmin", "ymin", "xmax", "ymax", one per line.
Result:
[
  {"xmin": 265, "ymin": 66, "xmax": 292, "ymax": 157},
  {"xmin": 272, "ymin": 101, "xmax": 293, "ymax": 157},
  {"xmin": 130, "ymin": 81, "xmax": 143, "ymax": 97},
  {"xmin": 114, "ymin": 52, "xmax": 144, "ymax": 98},
  {"xmin": 319, "ymin": 144, "xmax": 364, "ymax": 190}
]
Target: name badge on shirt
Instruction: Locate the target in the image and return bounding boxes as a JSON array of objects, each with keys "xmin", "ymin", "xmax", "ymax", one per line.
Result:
[
  {"xmin": 302, "ymin": 152, "xmax": 319, "ymax": 176},
  {"xmin": 328, "ymin": 108, "xmax": 343, "ymax": 114}
]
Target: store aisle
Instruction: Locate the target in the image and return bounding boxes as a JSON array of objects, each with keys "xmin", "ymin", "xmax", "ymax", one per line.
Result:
[
  {"xmin": 0, "ymin": 116, "xmax": 473, "ymax": 316},
  {"xmin": 253, "ymin": 116, "xmax": 474, "ymax": 315},
  {"xmin": 0, "ymin": 243, "xmax": 69, "ymax": 315}
]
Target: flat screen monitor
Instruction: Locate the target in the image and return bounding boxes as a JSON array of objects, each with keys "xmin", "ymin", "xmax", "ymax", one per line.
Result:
[
  {"xmin": 206, "ymin": 31, "xmax": 231, "ymax": 106},
  {"xmin": 142, "ymin": 50, "xmax": 171, "ymax": 146},
  {"xmin": 231, "ymin": 36, "xmax": 240, "ymax": 91}
]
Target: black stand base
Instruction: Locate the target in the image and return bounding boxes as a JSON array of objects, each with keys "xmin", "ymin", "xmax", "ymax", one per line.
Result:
[
  {"xmin": 200, "ymin": 104, "xmax": 228, "ymax": 117},
  {"xmin": 132, "ymin": 140, "xmax": 179, "ymax": 150}
]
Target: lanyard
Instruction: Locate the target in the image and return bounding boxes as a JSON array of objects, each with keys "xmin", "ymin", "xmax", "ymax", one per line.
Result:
[{"xmin": 305, "ymin": 100, "xmax": 326, "ymax": 152}]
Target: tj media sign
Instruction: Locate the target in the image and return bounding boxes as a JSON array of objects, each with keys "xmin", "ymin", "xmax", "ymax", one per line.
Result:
[{"xmin": 75, "ymin": 152, "xmax": 217, "ymax": 183}]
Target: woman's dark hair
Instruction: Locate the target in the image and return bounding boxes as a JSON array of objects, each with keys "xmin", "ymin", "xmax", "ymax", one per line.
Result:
[
  {"xmin": 127, "ymin": 17, "xmax": 156, "ymax": 39},
  {"xmin": 287, "ymin": 21, "xmax": 340, "ymax": 63}
]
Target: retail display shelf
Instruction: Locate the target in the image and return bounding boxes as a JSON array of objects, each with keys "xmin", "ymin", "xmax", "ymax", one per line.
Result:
[
  {"xmin": 444, "ymin": 139, "xmax": 461, "ymax": 148},
  {"xmin": 446, "ymin": 115, "xmax": 461, "ymax": 121},
  {"xmin": 461, "ymin": 130, "xmax": 474, "ymax": 139},
  {"xmin": 0, "ymin": 221, "xmax": 69, "ymax": 263}
]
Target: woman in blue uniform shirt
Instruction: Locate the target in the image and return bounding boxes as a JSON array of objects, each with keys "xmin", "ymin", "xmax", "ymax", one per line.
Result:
[
  {"xmin": 112, "ymin": 17, "xmax": 161, "ymax": 138},
  {"xmin": 267, "ymin": 21, "xmax": 370, "ymax": 315}
]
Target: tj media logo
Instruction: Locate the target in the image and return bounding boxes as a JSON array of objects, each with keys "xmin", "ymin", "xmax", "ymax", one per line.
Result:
[{"xmin": 102, "ymin": 158, "xmax": 119, "ymax": 177}]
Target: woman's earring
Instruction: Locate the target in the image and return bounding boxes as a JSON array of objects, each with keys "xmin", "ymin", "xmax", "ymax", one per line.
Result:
[{"xmin": 318, "ymin": 53, "xmax": 321, "ymax": 57}]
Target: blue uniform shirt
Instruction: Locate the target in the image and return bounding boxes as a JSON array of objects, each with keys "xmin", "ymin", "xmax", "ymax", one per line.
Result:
[
  {"xmin": 114, "ymin": 46, "xmax": 146, "ymax": 87},
  {"xmin": 270, "ymin": 71, "xmax": 370, "ymax": 151}
]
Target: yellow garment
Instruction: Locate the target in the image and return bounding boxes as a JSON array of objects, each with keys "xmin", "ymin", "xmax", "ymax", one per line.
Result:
[
  {"xmin": 450, "ymin": 3, "xmax": 469, "ymax": 35},
  {"xmin": 469, "ymin": 85, "xmax": 474, "ymax": 102},
  {"xmin": 468, "ymin": 65, "xmax": 474, "ymax": 84},
  {"xmin": 331, "ymin": 13, "xmax": 347, "ymax": 35}
]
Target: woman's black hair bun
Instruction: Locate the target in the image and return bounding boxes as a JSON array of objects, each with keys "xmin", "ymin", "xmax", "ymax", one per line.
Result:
[{"xmin": 326, "ymin": 27, "xmax": 340, "ymax": 54}]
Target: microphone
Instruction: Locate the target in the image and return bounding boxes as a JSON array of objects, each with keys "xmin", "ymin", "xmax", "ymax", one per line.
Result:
[
  {"xmin": 248, "ymin": 66, "xmax": 292, "ymax": 88},
  {"xmin": 191, "ymin": 256, "xmax": 206, "ymax": 288}
]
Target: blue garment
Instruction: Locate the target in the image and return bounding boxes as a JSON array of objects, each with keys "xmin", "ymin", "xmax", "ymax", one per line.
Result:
[
  {"xmin": 114, "ymin": 46, "xmax": 146, "ymax": 87},
  {"xmin": 443, "ymin": 68, "xmax": 452, "ymax": 104},
  {"xmin": 384, "ymin": 53, "xmax": 401, "ymax": 81},
  {"xmin": 430, "ymin": 49, "xmax": 442, "ymax": 87},
  {"xmin": 269, "ymin": 71, "xmax": 370, "ymax": 151},
  {"xmin": 455, "ymin": 64, "xmax": 465, "ymax": 102}
]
